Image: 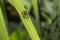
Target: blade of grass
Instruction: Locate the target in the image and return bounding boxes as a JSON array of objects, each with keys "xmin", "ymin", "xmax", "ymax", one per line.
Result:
[
  {"xmin": 41, "ymin": 12, "xmax": 52, "ymax": 24},
  {"xmin": 57, "ymin": 0, "xmax": 60, "ymax": 15},
  {"xmin": 31, "ymin": 0, "xmax": 40, "ymax": 26},
  {"xmin": 30, "ymin": 0, "xmax": 41, "ymax": 37},
  {"xmin": 8, "ymin": 0, "xmax": 40, "ymax": 40},
  {"xmin": 0, "ymin": 0, "xmax": 9, "ymax": 27},
  {"xmin": 0, "ymin": 7, "xmax": 9, "ymax": 40}
]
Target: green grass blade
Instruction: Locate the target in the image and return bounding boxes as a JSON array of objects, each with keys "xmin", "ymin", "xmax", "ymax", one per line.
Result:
[
  {"xmin": 8, "ymin": 0, "xmax": 40, "ymax": 40},
  {"xmin": 0, "ymin": 0, "xmax": 9, "ymax": 27},
  {"xmin": 57, "ymin": 0, "xmax": 60, "ymax": 15},
  {"xmin": 31, "ymin": 0, "xmax": 40, "ymax": 25},
  {"xmin": 41, "ymin": 12, "xmax": 52, "ymax": 24},
  {"xmin": 0, "ymin": 7, "xmax": 9, "ymax": 40}
]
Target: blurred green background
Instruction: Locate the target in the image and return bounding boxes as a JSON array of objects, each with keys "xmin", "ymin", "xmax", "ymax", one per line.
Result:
[{"xmin": 0, "ymin": 0, "xmax": 60, "ymax": 40}]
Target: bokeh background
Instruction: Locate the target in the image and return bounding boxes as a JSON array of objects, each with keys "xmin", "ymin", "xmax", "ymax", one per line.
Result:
[{"xmin": 0, "ymin": 0, "xmax": 60, "ymax": 40}]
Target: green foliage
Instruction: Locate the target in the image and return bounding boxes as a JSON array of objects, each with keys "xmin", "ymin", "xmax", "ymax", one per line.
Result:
[
  {"xmin": 31, "ymin": 0, "xmax": 40, "ymax": 25},
  {"xmin": 0, "ymin": 7, "xmax": 9, "ymax": 40},
  {"xmin": 8, "ymin": 0, "xmax": 40, "ymax": 40},
  {"xmin": 10, "ymin": 30, "xmax": 27, "ymax": 40},
  {"xmin": 0, "ymin": 0, "xmax": 60, "ymax": 40}
]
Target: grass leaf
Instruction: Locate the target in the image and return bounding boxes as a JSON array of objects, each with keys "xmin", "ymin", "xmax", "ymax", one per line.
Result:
[
  {"xmin": 0, "ymin": 7, "xmax": 9, "ymax": 40},
  {"xmin": 8, "ymin": 0, "xmax": 40, "ymax": 40}
]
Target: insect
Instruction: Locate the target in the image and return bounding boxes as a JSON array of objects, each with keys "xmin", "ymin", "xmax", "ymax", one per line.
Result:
[{"xmin": 22, "ymin": 11, "xmax": 29, "ymax": 18}]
